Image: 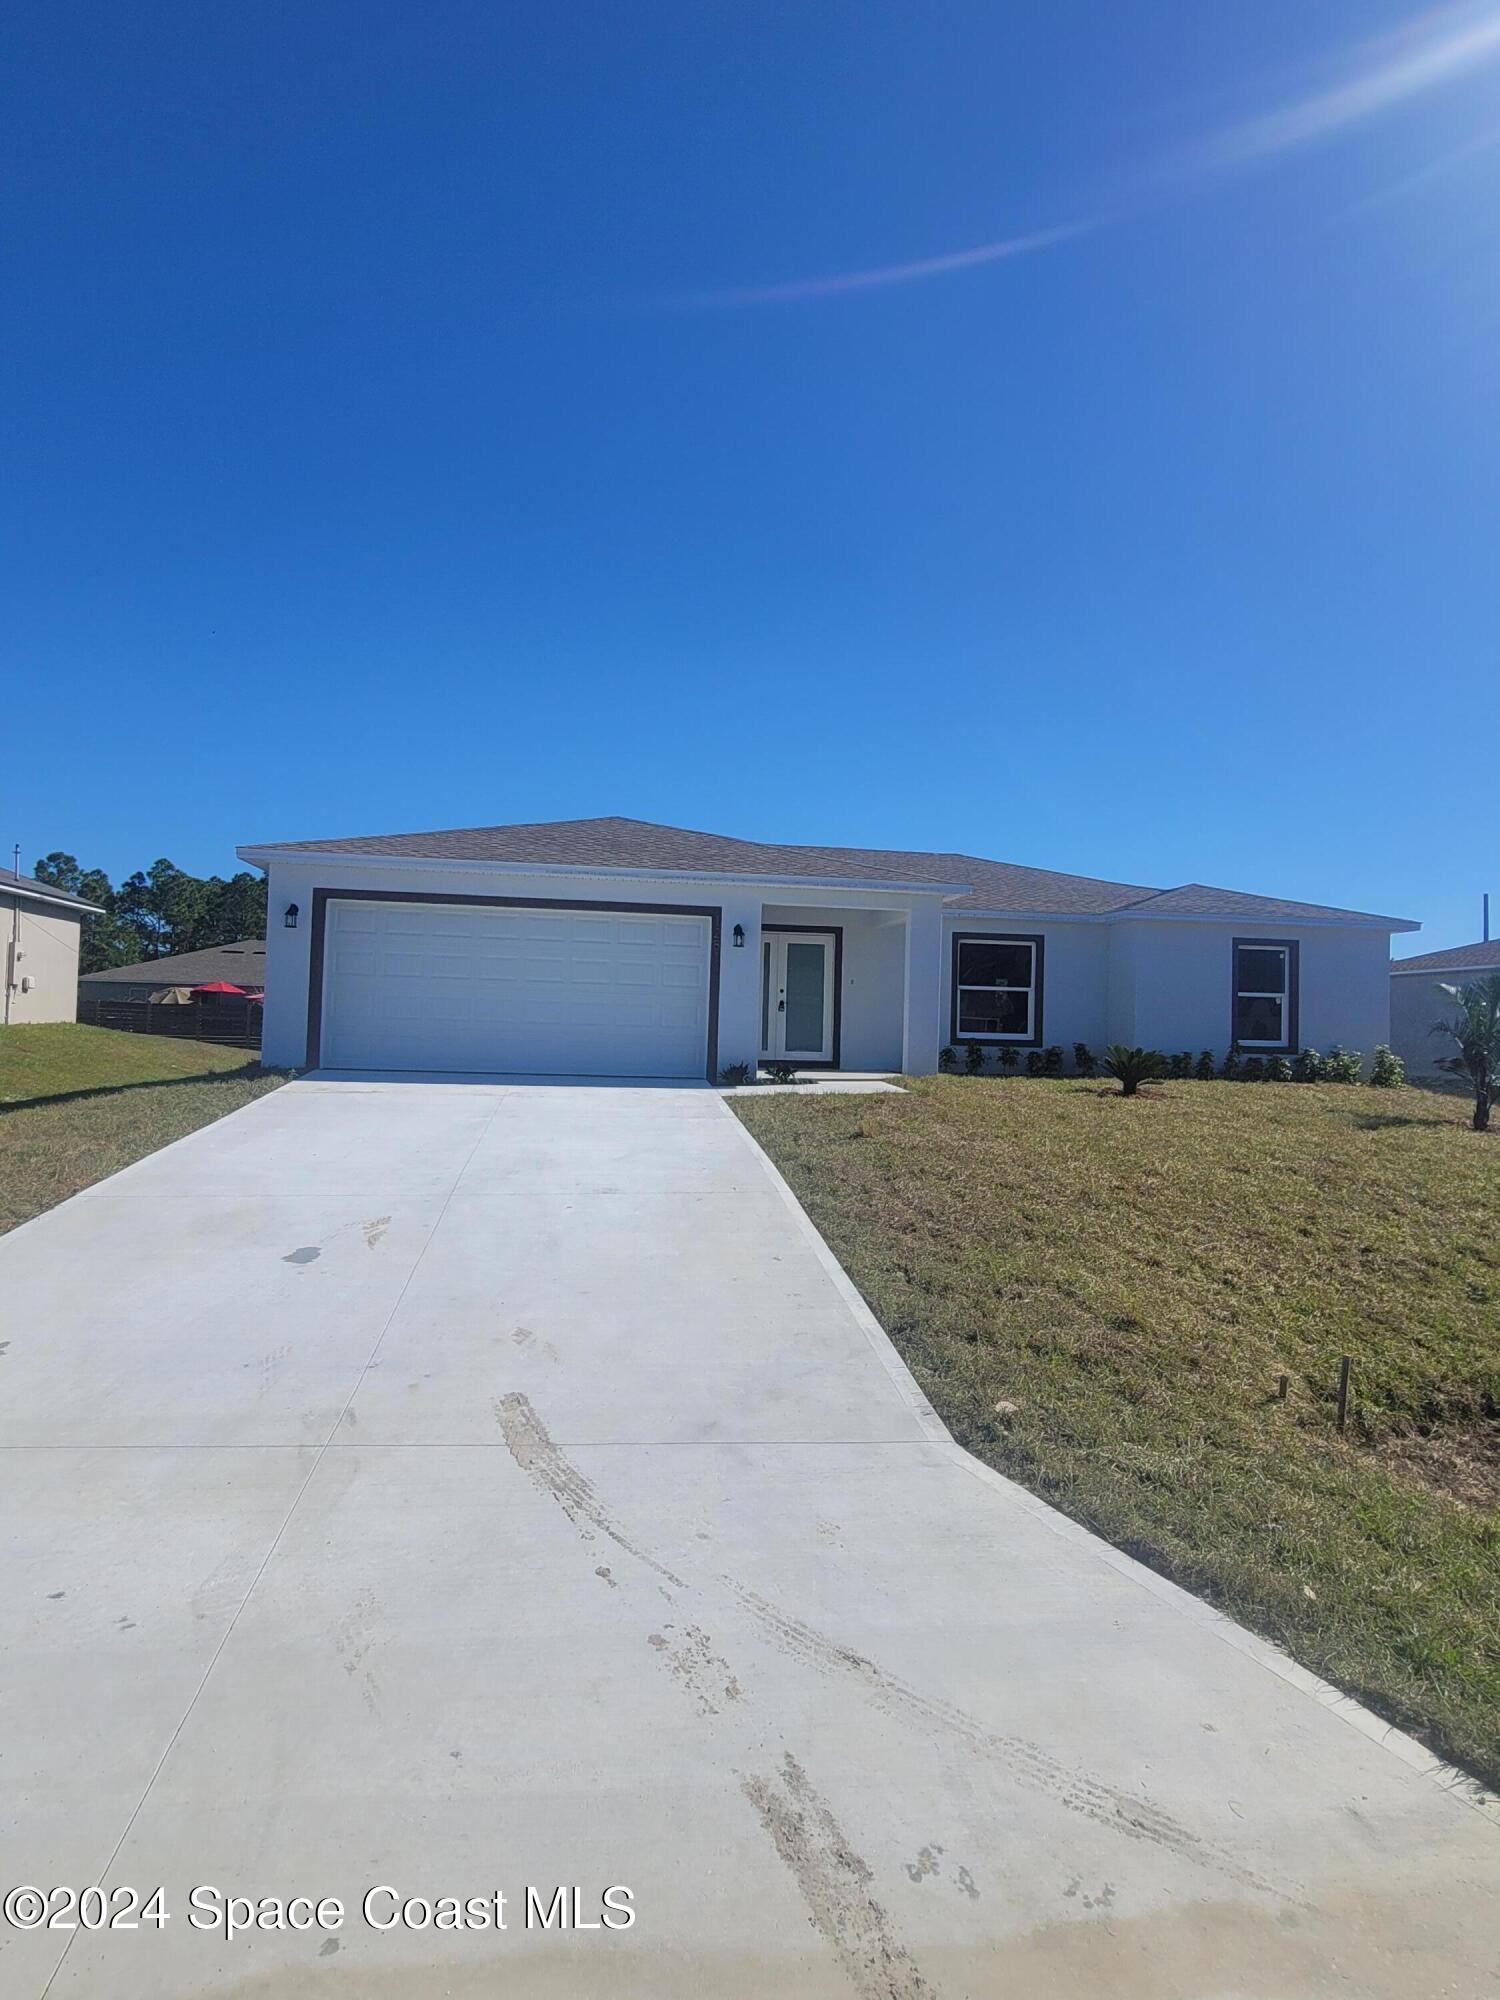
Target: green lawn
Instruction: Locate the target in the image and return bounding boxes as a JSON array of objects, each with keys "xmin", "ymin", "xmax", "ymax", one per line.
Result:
[
  {"xmin": 0, "ymin": 1023, "xmax": 288, "ymax": 1234},
  {"xmin": 733, "ymin": 1075, "xmax": 1500, "ymax": 1789}
]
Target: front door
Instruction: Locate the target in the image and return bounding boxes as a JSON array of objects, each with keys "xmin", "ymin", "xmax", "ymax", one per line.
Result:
[{"xmin": 760, "ymin": 931, "xmax": 834, "ymax": 1063}]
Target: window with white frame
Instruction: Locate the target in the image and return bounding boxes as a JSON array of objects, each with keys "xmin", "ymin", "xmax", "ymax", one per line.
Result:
[
  {"xmin": 1232, "ymin": 939, "xmax": 1297, "ymax": 1049},
  {"xmin": 952, "ymin": 934, "xmax": 1041, "ymax": 1041}
]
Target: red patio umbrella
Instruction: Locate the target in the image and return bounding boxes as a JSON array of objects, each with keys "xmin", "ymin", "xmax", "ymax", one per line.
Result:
[{"xmin": 193, "ymin": 981, "xmax": 248, "ymax": 994}]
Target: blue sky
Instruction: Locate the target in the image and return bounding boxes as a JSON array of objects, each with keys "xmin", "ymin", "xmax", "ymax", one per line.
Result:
[{"xmin": 4, "ymin": 3, "xmax": 1496, "ymax": 954}]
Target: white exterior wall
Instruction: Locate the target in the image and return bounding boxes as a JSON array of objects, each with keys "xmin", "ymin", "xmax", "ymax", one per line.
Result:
[
  {"xmin": 1106, "ymin": 923, "xmax": 1139, "ymax": 1049},
  {"xmin": 1108, "ymin": 920, "xmax": 1392, "ymax": 1068},
  {"xmin": 3, "ymin": 900, "xmax": 83, "ymax": 1025},
  {"xmin": 259, "ymin": 860, "xmax": 947, "ymax": 1076},
  {"xmin": 258, "ymin": 856, "xmax": 1398, "ymax": 1079}
]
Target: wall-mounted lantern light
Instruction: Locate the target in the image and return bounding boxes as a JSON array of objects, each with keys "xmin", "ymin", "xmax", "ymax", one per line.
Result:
[
  {"xmin": 284, "ymin": 903, "xmax": 300, "ymax": 931},
  {"xmin": 732, "ymin": 923, "xmax": 745, "ymax": 948}
]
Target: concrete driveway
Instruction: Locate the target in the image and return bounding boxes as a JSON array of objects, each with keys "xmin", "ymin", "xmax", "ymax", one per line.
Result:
[{"xmin": 2, "ymin": 1077, "xmax": 1496, "ymax": 1998}]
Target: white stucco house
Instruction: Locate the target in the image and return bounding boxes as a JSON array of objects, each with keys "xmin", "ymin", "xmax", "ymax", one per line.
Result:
[
  {"xmin": 2, "ymin": 868, "xmax": 103, "ymax": 1026},
  {"xmin": 1390, "ymin": 940, "xmax": 1500, "ymax": 1080},
  {"xmin": 237, "ymin": 818, "xmax": 1417, "ymax": 1081}
]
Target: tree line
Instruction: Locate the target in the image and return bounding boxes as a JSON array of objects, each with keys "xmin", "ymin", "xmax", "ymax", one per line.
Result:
[{"xmin": 32, "ymin": 853, "xmax": 267, "ymax": 974}]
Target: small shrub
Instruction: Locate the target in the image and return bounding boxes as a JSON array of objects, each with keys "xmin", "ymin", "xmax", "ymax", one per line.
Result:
[
  {"xmin": 1240, "ymin": 1055, "xmax": 1266, "ymax": 1082},
  {"xmin": 1369, "ymin": 1043, "xmax": 1405, "ymax": 1088},
  {"xmin": 1073, "ymin": 1042, "xmax": 1097, "ymax": 1078},
  {"xmin": 1169, "ymin": 1051, "xmax": 1193, "ymax": 1080},
  {"xmin": 1025, "ymin": 1050, "xmax": 1045, "ymax": 1077},
  {"xmin": 1265, "ymin": 1054, "xmax": 1293, "ymax": 1083},
  {"xmin": 1194, "ymin": 1050, "xmax": 1215, "ymax": 1080},
  {"xmin": 938, "ymin": 1045, "xmax": 957, "ymax": 1073},
  {"xmin": 965, "ymin": 1040, "xmax": 986, "ymax": 1075},
  {"xmin": 1219, "ymin": 1049, "xmax": 1241, "ymax": 1081},
  {"xmin": 719, "ymin": 1061, "xmax": 751, "ymax": 1086},
  {"xmin": 1323, "ymin": 1046, "xmax": 1363, "ymax": 1084},
  {"xmin": 1103, "ymin": 1045, "xmax": 1165, "ymax": 1097},
  {"xmin": 765, "ymin": 1059, "xmax": 799, "ymax": 1085},
  {"xmin": 998, "ymin": 1045, "xmax": 1019, "ymax": 1071},
  {"xmin": 1043, "ymin": 1044, "xmax": 1064, "ymax": 1077},
  {"xmin": 1293, "ymin": 1048, "xmax": 1323, "ymax": 1084}
]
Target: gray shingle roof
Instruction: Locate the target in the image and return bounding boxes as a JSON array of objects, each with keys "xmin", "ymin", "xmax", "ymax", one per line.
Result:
[
  {"xmin": 238, "ymin": 817, "xmax": 1413, "ymax": 926},
  {"xmin": 1127, "ymin": 882, "xmax": 1407, "ymax": 925},
  {"xmin": 0, "ymin": 868, "xmax": 104, "ymax": 915},
  {"xmin": 1391, "ymin": 940, "xmax": 1500, "ymax": 976},
  {"xmin": 79, "ymin": 939, "xmax": 266, "ymax": 989}
]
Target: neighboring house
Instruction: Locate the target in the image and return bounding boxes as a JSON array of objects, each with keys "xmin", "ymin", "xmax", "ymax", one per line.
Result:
[
  {"xmin": 1, "ymin": 869, "xmax": 103, "ymax": 1025},
  {"xmin": 237, "ymin": 817, "xmax": 1416, "ymax": 1081},
  {"xmin": 78, "ymin": 938, "xmax": 267, "ymax": 1007},
  {"xmin": 1390, "ymin": 940, "xmax": 1500, "ymax": 1079}
]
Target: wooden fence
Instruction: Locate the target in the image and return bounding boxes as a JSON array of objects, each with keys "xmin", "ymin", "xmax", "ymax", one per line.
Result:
[{"xmin": 77, "ymin": 997, "xmax": 263, "ymax": 1050}]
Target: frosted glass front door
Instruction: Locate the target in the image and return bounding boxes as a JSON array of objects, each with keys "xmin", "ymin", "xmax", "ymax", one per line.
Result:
[{"xmin": 760, "ymin": 932, "xmax": 834, "ymax": 1062}]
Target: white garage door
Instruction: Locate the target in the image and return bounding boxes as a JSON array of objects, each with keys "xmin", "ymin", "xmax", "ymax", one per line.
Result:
[{"xmin": 320, "ymin": 900, "xmax": 712, "ymax": 1078}]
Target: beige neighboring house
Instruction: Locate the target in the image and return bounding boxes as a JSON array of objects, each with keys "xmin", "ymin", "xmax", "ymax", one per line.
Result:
[
  {"xmin": 1, "ymin": 869, "xmax": 103, "ymax": 1025},
  {"xmin": 77, "ymin": 937, "xmax": 266, "ymax": 1007},
  {"xmin": 1390, "ymin": 939, "xmax": 1500, "ymax": 1079}
]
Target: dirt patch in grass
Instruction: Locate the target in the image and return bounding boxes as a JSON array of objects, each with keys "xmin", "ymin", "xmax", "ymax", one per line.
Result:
[
  {"xmin": 1382, "ymin": 1425, "xmax": 1500, "ymax": 1512},
  {"xmin": 0, "ymin": 1024, "xmax": 288, "ymax": 1233},
  {"xmin": 733, "ymin": 1075, "xmax": 1500, "ymax": 1789}
]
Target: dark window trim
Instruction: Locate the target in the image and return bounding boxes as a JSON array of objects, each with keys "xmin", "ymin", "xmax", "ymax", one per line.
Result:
[
  {"xmin": 760, "ymin": 924, "xmax": 843, "ymax": 1069},
  {"xmin": 304, "ymin": 887, "xmax": 721, "ymax": 1080},
  {"xmin": 1231, "ymin": 936, "xmax": 1299, "ymax": 1054},
  {"xmin": 950, "ymin": 931, "xmax": 1045, "ymax": 1048}
]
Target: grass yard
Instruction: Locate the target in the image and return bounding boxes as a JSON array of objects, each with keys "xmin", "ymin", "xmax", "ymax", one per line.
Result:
[
  {"xmin": 733, "ymin": 1075, "xmax": 1500, "ymax": 1789},
  {"xmin": 0, "ymin": 1023, "xmax": 288, "ymax": 1234}
]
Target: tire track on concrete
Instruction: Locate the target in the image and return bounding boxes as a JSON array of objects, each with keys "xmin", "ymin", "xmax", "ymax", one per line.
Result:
[
  {"xmin": 494, "ymin": 1392, "xmax": 686, "ymax": 1587},
  {"xmin": 493, "ymin": 1392, "xmax": 1294, "ymax": 1909},
  {"xmin": 721, "ymin": 1580, "xmax": 1291, "ymax": 1903},
  {"xmin": 742, "ymin": 1752, "xmax": 932, "ymax": 2000},
  {"xmin": 495, "ymin": 1395, "xmax": 935, "ymax": 1992}
]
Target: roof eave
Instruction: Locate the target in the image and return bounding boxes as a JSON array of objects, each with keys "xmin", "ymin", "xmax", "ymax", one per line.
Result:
[
  {"xmin": 1391, "ymin": 958, "xmax": 1500, "ymax": 975},
  {"xmin": 237, "ymin": 846, "xmax": 971, "ymax": 898},
  {"xmin": 1114, "ymin": 907, "xmax": 1419, "ymax": 932},
  {"xmin": 0, "ymin": 884, "xmax": 105, "ymax": 916}
]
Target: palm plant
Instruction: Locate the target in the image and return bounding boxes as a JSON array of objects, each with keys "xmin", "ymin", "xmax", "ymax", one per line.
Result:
[
  {"xmin": 1102, "ymin": 1045, "xmax": 1164, "ymax": 1097},
  {"xmin": 1432, "ymin": 974, "xmax": 1500, "ymax": 1132}
]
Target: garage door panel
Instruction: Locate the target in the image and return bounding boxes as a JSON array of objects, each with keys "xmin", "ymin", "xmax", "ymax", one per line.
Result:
[
  {"xmin": 659, "ymin": 989, "xmax": 704, "ymax": 1026},
  {"xmin": 661, "ymin": 959, "xmax": 706, "ymax": 989},
  {"xmin": 320, "ymin": 902, "xmax": 712, "ymax": 1077}
]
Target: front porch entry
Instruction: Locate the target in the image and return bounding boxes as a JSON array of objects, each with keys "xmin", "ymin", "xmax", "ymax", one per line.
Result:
[{"xmin": 759, "ymin": 927, "xmax": 839, "ymax": 1066}]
